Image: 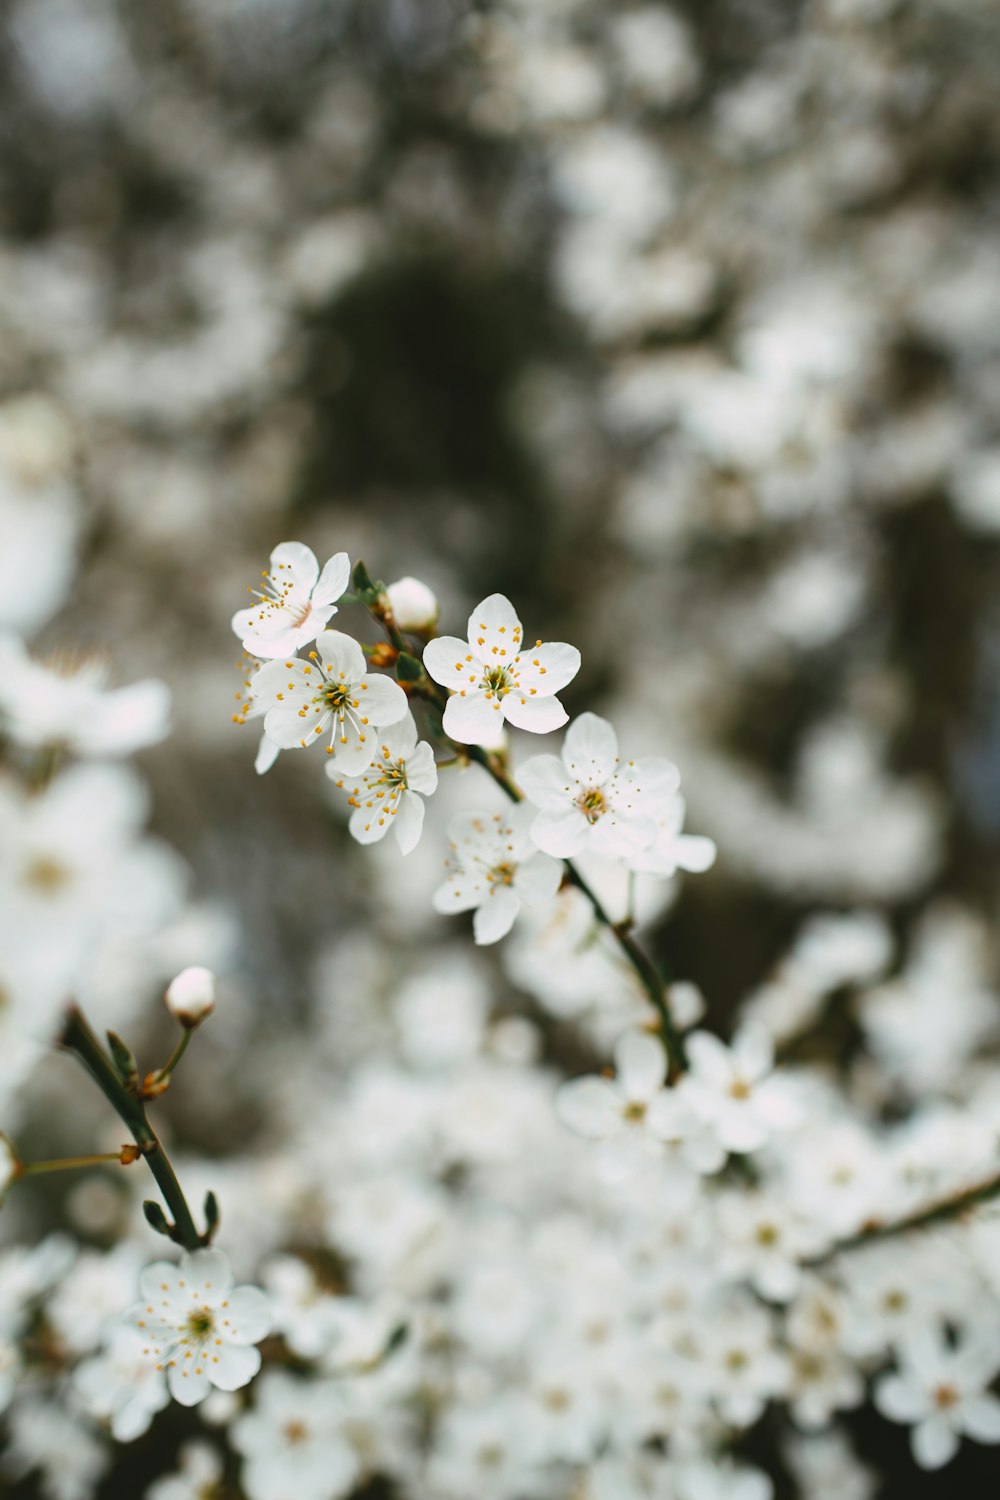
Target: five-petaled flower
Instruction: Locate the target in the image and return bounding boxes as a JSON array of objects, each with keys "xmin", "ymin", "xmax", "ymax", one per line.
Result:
[
  {"xmin": 432, "ymin": 805, "xmax": 562, "ymax": 944},
  {"xmin": 328, "ymin": 712, "xmax": 438, "ymax": 854},
  {"xmin": 232, "ymin": 541, "xmax": 350, "ymax": 659},
  {"xmin": 422, "ymin": 593, "xmax": 580, "ymax": 745},
  {"xmin": 247, "ymin": 631, "xmax": 407, "ymax": 774},
  {"xmin": 128, "ymin": 1248, "xmax": 272, "ymax": 1408},
  {"xmin": 518, "ymin": 712, "xmax": 681, "ymax": 863}
]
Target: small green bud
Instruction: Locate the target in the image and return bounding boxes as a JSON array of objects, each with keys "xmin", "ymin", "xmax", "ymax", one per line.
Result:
[
  {"xmin": 107, "ymin": 1031, "xmax": 139, "ymax": 1090},
  {"xmin": 203, "ymin": 1190, "xmax": 220, "ymax": 1242},
  {"xmin": 142, "ymin": 1200, "xmax": 173, "ymax": 1238},
  {"xmin": 396, "ymin": 652, "xmax": 424, "ymax": 683}
]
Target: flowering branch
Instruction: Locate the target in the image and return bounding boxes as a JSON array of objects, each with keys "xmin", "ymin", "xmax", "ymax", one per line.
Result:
[
  {"xmin": 59, "ymin": 1005, "xmax": 211, "ymax": 1252},
  {"xmin": 363, "ymin": 571, "xmax": 689, "ymax": 1077},
  {"xmin": 807, "ymin": 1169, "xmax": 1000, "ymax": 1267}
]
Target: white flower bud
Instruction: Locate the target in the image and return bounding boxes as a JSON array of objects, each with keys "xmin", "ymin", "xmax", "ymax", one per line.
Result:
[
  {"xmin": 164, "ymin": 966, "xmax": 216, "ymax": 1028},
  {"xmin": 386, "ymin": 576, "xmax": 439, "ymax": 632}
]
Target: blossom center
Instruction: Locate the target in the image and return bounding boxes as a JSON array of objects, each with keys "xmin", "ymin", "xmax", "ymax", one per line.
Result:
[
  {"xmin": 322, "ymin": 683, "xmax": 352, "ymax": 711},
  {"xmin": 482, "ymin": 666, "xmax": 512, "ymax": 698},
  {"xmin": 623, "ymin": 1100, "xmax": 648, "ymax": 1123},
  {"xmin": 185, "ymin": 1307, "xmax": 215, "ymax": 1340},
  {"xmin": 23, "ymin": 855, "xmax": 71, "ymax": 892},
  {"xmin": 284, "ymin": 1420, "xmax": 310, "ymax": 1445},
  {"xmin": 728, "ymin": 1077, "xmax": 751, "ymax": 1100},
  {"xmin": 576, "ymin": 787, "xmax": 607, "ymax": 823},
  {"xmin": 488, "ymin": 862, "xmax": 516, "ymax": 887},
  {"xmin": 933, "ymin": 1383, "xmax": 959, "ymax": 1410}
]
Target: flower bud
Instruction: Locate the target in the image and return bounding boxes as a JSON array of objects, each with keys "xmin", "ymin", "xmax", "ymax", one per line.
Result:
[
  {"xmin": 386, "ymin": 576, "xmax": 439, "ymax": 632},
  {"xmin": 164, "ymin": 966, "xmax": 216, "ymax": 1029}
]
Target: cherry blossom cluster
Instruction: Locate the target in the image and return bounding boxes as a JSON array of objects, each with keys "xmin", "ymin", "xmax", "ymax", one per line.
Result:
[{"xmin": 233, "ymin": 540, "xmax": 716, "ymax": 948}]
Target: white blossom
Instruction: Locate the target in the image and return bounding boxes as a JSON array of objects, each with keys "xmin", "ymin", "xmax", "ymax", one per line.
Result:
[
  {"xmin": 328, "ymin": 712, "xmax": 437, "ymax": 853},
  {"xmin": 128, "ymin": 1248, "xmax": 272, "ymax": 1408},
  {"xmin": 681, "ymin": 1026, "xmax": 799, "ymax": 1154},
  {"xmin": 74, "ymin": 1326, "xmax": 170, "ymax": 1442},
  {"xmin": 0, "ymin": 635, "xmax": 170, "ymax": 756},
  {"xmin": 230, "ymin": 1371, "xmax": 359, "ymax": 1500},
  {"xmin": 519, "ymin": 713, "xmax": 680, "ymax": 862},
  {"xmin": 146, "ymin": 1442, "xmax": 224, "ymax": 1500},
  {"xmin": 246, "ymin": 630, "xmax": 407, "ymax": 772},
  {"xmin": 432, "ymin": 806, "xmax": 562, "ymax": 944},
  {"xmin": 422, "ymin": 592, "xmax": 580, "ymax": 744},
  {"xmin": 232, "ymin": 541, "xmax": 350, "ymax": 658},
  {"xmin": 875, "ymin": 1329, "xmax": 1000, "ymax": 1469}
]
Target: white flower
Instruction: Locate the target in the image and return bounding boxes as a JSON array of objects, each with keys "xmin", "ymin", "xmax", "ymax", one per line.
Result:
[
  {"xmin": 146, "ymin": 1442, "xmax": 223, "ymax": 1500},
  {"xmin": 129, "ymin": 1248, "xmax": 272, "ymax": 1408},
  {"xmin": 518, "ymin": 713, "xmax": 680, "ymax": 862},
  {"xmin": 386, "ymin": 575, "xmax": 439, "ymax": 632},
  {"xmin": 423, "ymin": 592, "xmax": 580, "ymax": 744},
  {"xmin": 0, "ymin": 635, "xmax": 171, "ymax": 756},
  {"xmin": 681, "ymin": 1025, "xmax": 799, "ymax": 1154},
  {"xmin": 432, "ymin": 806, "xmax": 562, "ymax": 944},
  {"xmin": 4, "ymin": 1398, "xmax": 107, "ymax": 1500},
  {"xmin": 74, "ymin": 1326, "xmax": 170, "ymax": 1442},
  {"xmin": 628, "ymin": 792, "xmax": 717, "ymax": 879},
  {"xmin": 328, "ymin": 712, "xmax": 437, "ymax": 854},
  {"xmin": 232, "ymin": 541, "xmax": 350, "ymax": 658},
  {"xmin": 247, "ymin": 630, "xmax": 407, "ymax": 772},
  {"xmin": 164, "ymin": 966, "xmax": 216, "ymax": 1027},
  {"xmin": 231, "ymin": 1372, "xmax": 359, "ymax": 1500},
  {"xmin": 874, "ymin": 1329, "xmax": 1000, "ymax": 1469},
  {"xmin": 557, "ymin": 1030, "xmax": 669, "ymax": 1163}
]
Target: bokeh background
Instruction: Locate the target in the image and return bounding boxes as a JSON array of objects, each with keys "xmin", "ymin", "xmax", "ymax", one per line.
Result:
[{"xmin": 3, "ymin": 0, "xmax": 1000, "ymax": 1494}]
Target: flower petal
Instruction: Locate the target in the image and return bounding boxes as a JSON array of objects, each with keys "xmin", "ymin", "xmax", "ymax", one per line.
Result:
[
  {"xmin": 473, "ymin": 887, "xmax": 520, "ymax": 944},
  {"xmin": 503, "ymin": 693, "xmax": 569, "ymax": 734},
  {"xmin": 514, "ymin": 641, "xmax": 581, "ymax": 695},
  {"xmin": 168, "ymin": 1362, "xmax": 213, "ymax": 1407},
  {"xmin": 557, "ymin": 1077, "xmax": 623, "ymax": 1139},
  {"xmin": 211, "ymin": 1342, "xmax": 262, "ymax": 1392},
  {"xmin": 513, "ymin": 852, "xmax": 562, "ymax": 908},
  {"xmin": 518, "ymin": 755, "xmax": 572, "ymax": 812},
  {"xmin": 313, "ymin": 630, "xmax": 366, "ymax": 681},
  {"xmin": 312, "ymin": 551, "xmax": 351, "ymax": 606},
  {"xmin": 355, "ymin": 673, "xmax": 408, "ymax": 726},
  {"xmin": 394, "ymin": 792, "xmax": 425, "ymax": 855},
  {"xmin": 614, "ymin": 1031, "xmax": 667, "ymax": 1100},
  {"xmin": 270, "ymin": 541, "xmax": 319, "ymax": 593},
  {"xmin": 442, "ymin": 690, "xmax": 504, "ymax": 745},
  {"xmin": 563, "ymin": 713, "xmax": 619, "ymax": 785},
  {"xmin": 423, "ymin": 636, "xmax": 477, "ymax": 692},
  {"xmin": 530, "ymin": 808, "xmax": 587, "ymax": 858},
  {"xmin": 405, "ymin": 740, "xmax": 439, "ymax": 796},
  {"xmin": 467, "ymin": 593, "xmax": 523, "ymax": 663}
]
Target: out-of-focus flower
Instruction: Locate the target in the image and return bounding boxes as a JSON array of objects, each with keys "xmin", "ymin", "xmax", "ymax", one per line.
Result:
[
  {"xmin": 74, "ymin": 1327, "xmax": 170, "ymax": 1442},
  {"xmin": 386, "ymin": 576, "xmax": 439, "ymax": 632},
  {"xmin": 328, "ymin": 712, "xmax": 437, "ymax": 854},
  {"xmin": 246, "ymin": 630, "xmax": 407, "ymax": 771},
  {"xmin": 682, "ymin": 1026, "xmax": 798, "ymax": 1154},
  {"xmin": 432, "ymin": 806, "xmax": 561, "ymax": 944},
  {"xmin": 557, "ymin": 1030, "xmax": 669, "ymax": 1165},
  {"xmin": 0, "ymin": 636, "xmax": 171, "ymax": 756},
  {"xmin": 232, "ymin": 542, "xmax": 350, "ymax": 659},
  {"xmin": 230, "ymin": 1372, "xmax": 359, "ymax": 1500},
  {"xmin": 146, "ymin": 1441, "xmax": 224, "ymax": 1500},
  {"xmin": 164, "ymin": 966, "xmax": 216, "ymax": 1028},
  {"xmin": 423, "ymin": 592, "xmax": 580, "ymax": 744},
  {"xmin": 128, "ymin": 1248, "xmax": 272, "ymax": 1408},
  {"xmin": 875, "ymin": 1329, "xmax": 1000, "ymax": 1469}
]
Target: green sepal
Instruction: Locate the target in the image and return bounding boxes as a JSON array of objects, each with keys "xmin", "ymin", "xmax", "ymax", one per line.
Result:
[{"xmin": 396, "ymin": 652, "xmax": 424, "ymax": 683}]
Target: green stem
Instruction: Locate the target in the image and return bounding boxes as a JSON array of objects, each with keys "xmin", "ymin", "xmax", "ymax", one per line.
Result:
[
  {"xmin": 806, "ymin": 1170, "xmax": 1000, "ymax": 1267},
  {"xmin": 151, "ymin": 1028, "xmax": 192, "ymax": 1085},
  {"xmin": 59, "ymin": 1006, "xmax": 205, "ymax": 1251},
  {"xmin": 367, "ymin": 590, "xmax": 687, "ymax": 1077}
]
